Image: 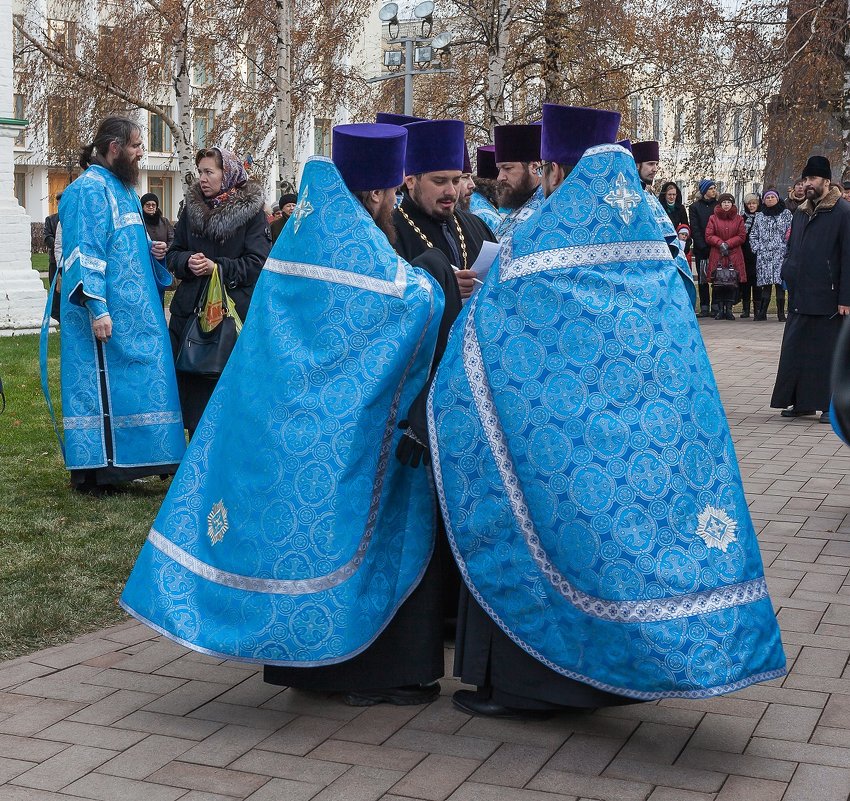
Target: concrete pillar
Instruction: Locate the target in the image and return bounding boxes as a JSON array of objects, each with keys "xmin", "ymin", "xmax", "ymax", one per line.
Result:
[{"xmin": 0, "ymin": 5, "xmax": 48, "ymax": 333}]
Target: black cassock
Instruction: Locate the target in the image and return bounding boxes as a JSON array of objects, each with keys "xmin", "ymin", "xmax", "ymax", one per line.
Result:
[{"xmin": 771, "ymin": 313, "xmax": 843, "ymax": 412}]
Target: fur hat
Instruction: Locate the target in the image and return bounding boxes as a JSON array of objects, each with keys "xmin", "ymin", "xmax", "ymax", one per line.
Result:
[{"xmin": 801, "ymin": 155, "xmax": 832, "ymax": 181}]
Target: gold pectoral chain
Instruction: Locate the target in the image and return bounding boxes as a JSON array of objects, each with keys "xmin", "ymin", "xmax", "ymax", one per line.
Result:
[{"xmin": 398, "ymin": 206, "xmax": 468, "ymax": 270}]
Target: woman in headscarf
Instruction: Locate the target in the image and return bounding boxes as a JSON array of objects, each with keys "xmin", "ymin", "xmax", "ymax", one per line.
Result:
[
  {"xmin": 140, "ymin": 192, "xmax": 175, "ymax": 247},
  {"xmin": 749, "ymin": 188, "xmax": 793, "ymax": 322},
  {"xmin": 166, "ymin": 147, "xmax": 271, "ymax": 434}
]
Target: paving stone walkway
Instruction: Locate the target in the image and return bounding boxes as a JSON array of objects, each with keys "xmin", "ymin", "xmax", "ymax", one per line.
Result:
[{"xmin": 2, "ymin": 318, "xmax": 849, "ymax": 801}]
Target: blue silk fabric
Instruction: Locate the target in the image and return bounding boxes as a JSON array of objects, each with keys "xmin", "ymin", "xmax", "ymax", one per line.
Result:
[
  {"xmin": 428, "ymin": 144, "xmax": 786, "ymax": 699},
  {"xmin": 469, "ymin": 191, "xmax": 503, "ymax": 233},
  {"xmin": 121, "ymin": 157, "xmax": 444, "ymax": 665},
  {"xmin": 647, "ymin": 191, "xmax": 697, "ymax": 307},
  {"xmin": 495, "ymin": 185, "xmax": 546, "ymax": 241},
  {"xmin": 56, "ymin": 165, "xmax": 185, "ymax": 470}
]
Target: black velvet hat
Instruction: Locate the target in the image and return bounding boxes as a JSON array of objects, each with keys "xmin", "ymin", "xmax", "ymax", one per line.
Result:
[
  {"xmin": 476, "ymin": 146, "xmax": 497, "ymax": 179},
  {"xmin": 403, "ymin": 119, "xmax": 466, "ymax": 174},
  {"xmin": 801, "ymin": 155, "xmax": 832, "ymax": 181},
  {"xmin": 332, "ymin": 123, "xmax": 407, "ymax": 191},
  {"xmin": 375, "ymin": 112, "xmax": 424, "ymax": 126},
  {"xmin": 494, "ymin": 124, "xmax": 542, "ymax": 163},
  {"xmin": 541, "ymin": 104, "xmax": 622, "ymax": 166},
  {"xmin": 632, "ymin": 140, "xmax": 660, "ymax": 162}
]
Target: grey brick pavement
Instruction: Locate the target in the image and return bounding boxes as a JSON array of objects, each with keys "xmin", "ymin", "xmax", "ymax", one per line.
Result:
[{"xmin": 1, "ymin": 318, "xmax": 849, "ymax": 800}]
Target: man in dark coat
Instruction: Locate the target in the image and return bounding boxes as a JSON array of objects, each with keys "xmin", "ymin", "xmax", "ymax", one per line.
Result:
[
  {"xmin": 689, "ymin": 179, "xmax": 719, "ymax": 317},
  {"xmin": 392, "ymin": 118, "xmax": 497, "ymax": 630},
  {"xmin": 43, "ymin": 193, "xmax": 62, "ymax": 322},
  {"xmin": 632, "ymin": 140, "xmax": 659, "ymax": 190},
  {"xmin": 393, "ymin": 118, "xmax": 496, "ymax": 441},
  {"xmin": 771, "ymin": 155, "xmax": 850, "ymax": 422}
]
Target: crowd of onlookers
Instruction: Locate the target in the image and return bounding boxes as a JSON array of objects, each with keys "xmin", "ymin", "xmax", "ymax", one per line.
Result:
[{"xmin": 655, "ymin": 177, "xmax": 850, "ymax": 321}]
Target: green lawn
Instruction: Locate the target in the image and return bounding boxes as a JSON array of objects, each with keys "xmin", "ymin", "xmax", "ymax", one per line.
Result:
[{"xmin": 0, "ymin": 333, "xmax": 170, "ymax": 660}]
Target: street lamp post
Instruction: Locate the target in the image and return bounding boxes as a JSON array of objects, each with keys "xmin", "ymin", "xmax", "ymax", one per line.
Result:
[{"xmin": 368, "ymin": 1, "xmax": 454, "ymax": 117}]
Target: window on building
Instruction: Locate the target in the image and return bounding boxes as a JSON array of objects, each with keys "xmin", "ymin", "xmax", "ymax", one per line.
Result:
[
  {"xmin": 732, "ymin": 108, "xmax": 743, "ymax": 145},
  {"xmin": 13, "ymin": 94, "xmax": 25, "ymax": 146},
  {"xmin": 12, "ymin": 14, "xmax": 25, "ymax": 58},
  {"xmin": 193, "ymin": 109, "xmax": 216, "ymax": 147},
  {"xmin": 47, "ymin": 19, "xmax": 76, "ymax": 55},
  {"xmin": 750, "ymin": 107, "xmax": 761, "ymax": 148},
  {"xmin": 314, "ymin": 118, "xmax": 332, "ymax": 157},
  {"xmin": 149, "ymin": 107, "xmax": 173, "ymax": 152},
  {"xmin": 47, "ymin": 97, "xmax": 75, "ymax": 151},
  {"xmin": 14, "ymin": 172, "xmax": 25, "ymax": 208},
  {"xmin": 715, "ymin": 105, "xmax": 725, "ymax": 146},
  {"xmin": 652, "ymin": 98, "xmax": 663, "ymax": 142},
  {"xmin": 630, "ymin": 96, "xmax": 641, "ymax": 139},
  {"xmin": 148, "ymin": 175, "xmax": 173, "ymax": 219},
  {"xmin": 193, "ymin": 41, "xmax": 214, "ymax": 86},
  {"xmin": 674, "ymin": 101, "xmax": 685, "ymax": 144},
  {"xmin": 245, "ymin": 44, "xmax": 257, "ymax": 89}
]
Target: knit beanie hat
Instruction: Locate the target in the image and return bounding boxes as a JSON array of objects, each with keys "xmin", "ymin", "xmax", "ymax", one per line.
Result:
[
  {"xmin": 717, "ymin": 192, "xmax": 735, "ymax": 204},
  {"xmin": 763, "ymin": 189, "xmax": 780, "ymax": 202},
  {"xmin": 699, "ymin": 179, "xmax": 716, "ymax": 195}
]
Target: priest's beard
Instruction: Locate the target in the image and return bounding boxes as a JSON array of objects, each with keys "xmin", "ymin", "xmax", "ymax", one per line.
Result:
[
  {"xmin": 498, "ymin": 171, "xmax": 537, "ymax": 210},
  {"xmin": 111, "ymin": 150, "xmax": 141, "ymax": 186},
  {"xmin": 376, "ymin": 198, "xmax": 397, "ymax": 244}
]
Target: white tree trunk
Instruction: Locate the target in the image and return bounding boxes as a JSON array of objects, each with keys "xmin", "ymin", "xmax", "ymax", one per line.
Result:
[
  {"xmin": 276, "ymin": 0, "xmax": 295, "ymax": 192},
  {"xmin": 485, "ymin": 0, "xmax": 512, "ymax": 133},
  {"xmin": 171, "ymin": 25, "xmax": 195, "ymax": 188}
]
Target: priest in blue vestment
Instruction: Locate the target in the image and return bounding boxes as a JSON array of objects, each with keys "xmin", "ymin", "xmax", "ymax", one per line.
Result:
[
  {"xmin": 632, "ymin": 139, "xmax": 696, "ymax": 305},
  {"xmin": 43, "ymin": 116, "xmax": 185, "ymax": 495},
  {"xmin": 429, "ymin": 103, "xmax": 786, "ymax": 718},
  {"xmin": 468, "ymin": 146, "xmax": 503, "ymax": 231},
  {"xmin": 494, "ymin": 123, "xmax": 545, "ymax": 242},
  {"xmin": 121, "ymin": 122, "xmax": 449, "ymax": 707}
]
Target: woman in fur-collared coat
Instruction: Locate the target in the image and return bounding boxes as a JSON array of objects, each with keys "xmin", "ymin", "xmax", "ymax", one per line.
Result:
[{"xmin": 167, "ymin": 147, "xmax": 271, "ymax": 433}]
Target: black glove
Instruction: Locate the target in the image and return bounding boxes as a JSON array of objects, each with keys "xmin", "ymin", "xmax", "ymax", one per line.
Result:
[
  {"xmin": 395, "ymin": 419, "xmax": 430, "ymax": 467},
  {"xmin": 720, "ymin": 242, "xmax": 729, "ymax": 257}
]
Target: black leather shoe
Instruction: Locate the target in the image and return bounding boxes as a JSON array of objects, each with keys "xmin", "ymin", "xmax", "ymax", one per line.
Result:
[
  {"xmin": 820, "ymin": 412, "xmax": 832, "ymax": 424},
  {"xmin": 343, "ymin": 682, "xmax": 440, "ymax": 707},
  {"xmin": 451, "ymin": 690, "xmax": 553, "ymax": 720},
  {"xmin": 780, "ymin": 408, "xmax": 816, "ymax": 418}
]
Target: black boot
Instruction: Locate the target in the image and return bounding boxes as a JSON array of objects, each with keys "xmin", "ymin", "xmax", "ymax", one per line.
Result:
[
  {"xmin": 724, "ymin": 301, "xmax": 735, "ymax": 320},
  {"xmin": 697, "ymin": 305, "xmax": 711, "ymax": 318},
  {"xmin": 754, "ymin": 289, "xmax": 770, "ymax": 320},
  {"xmin": 713, "ymin": 302, "xmax": 723, "ymax": 320},
  {"xmin": 741, "ymin": 303, "xmax": 750, "ymax": 318},
  {"xmin": 777, "ymin": 295, "xmax": 786, "ymax": 322}
]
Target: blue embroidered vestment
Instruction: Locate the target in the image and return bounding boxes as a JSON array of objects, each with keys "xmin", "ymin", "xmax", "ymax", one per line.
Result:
[
  {"xmin": 469, "ymin": 191, "xmax": 503, "ymax": 232},
  {"xmin": 54, "ymin": 164, "xmax": 185, "ymax": 471},
  {"xmin": 428, "ymin": 144, "xmax": 786, "ymax": 699},
  {"xmin": 121, "ymin": 158, "xmax": 444, "ymax": 665}
]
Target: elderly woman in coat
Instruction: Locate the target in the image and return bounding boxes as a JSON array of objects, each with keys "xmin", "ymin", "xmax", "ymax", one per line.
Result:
[
  {"xmin": 167, "ymin": 147, "xmax": 271, "ymax": 434},
  {"xmin": 706, "ymin": 193, "xmax": 747, "ymax": 320},
  {"xmin": 749, "ymin": 189, "xmax": 793, "ymax": 321}
]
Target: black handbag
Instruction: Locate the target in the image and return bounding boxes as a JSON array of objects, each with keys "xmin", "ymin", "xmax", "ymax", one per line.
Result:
[
  {"xmin": 712, "ymin": 259, "xmax": 739, "ymax": 288},
  {"xmin": 175, "ymin": 266, "xmax": 242, "ymax": 378}
]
